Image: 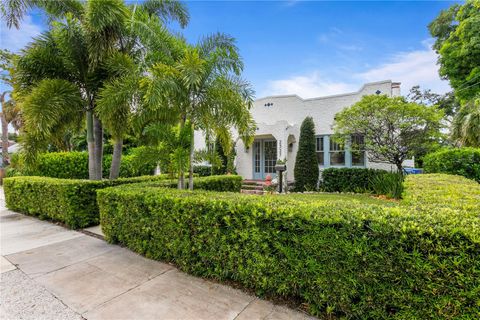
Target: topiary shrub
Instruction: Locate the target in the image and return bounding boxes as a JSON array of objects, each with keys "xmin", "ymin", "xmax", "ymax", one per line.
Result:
[
  {"xmin": 97, "ymin": 174, "xmax": 480, "ymax": 319},
  {"xmin": 423, "ymin": 147, "xmax": 480, "ymax": 182},
  {"xmin": 294, "ymin": 117, "xmax": 319, "ymax": 191}
]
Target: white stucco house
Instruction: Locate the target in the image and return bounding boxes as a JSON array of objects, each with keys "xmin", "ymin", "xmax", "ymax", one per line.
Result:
[{"xmin": 195, "ymin": 80, "xmax": 413, "ymax": 181}]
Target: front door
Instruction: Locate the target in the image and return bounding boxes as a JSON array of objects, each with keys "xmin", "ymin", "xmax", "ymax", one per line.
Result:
[{"xmin": 252, "ymin": 139, "xmax": 277, "ymax": 180}]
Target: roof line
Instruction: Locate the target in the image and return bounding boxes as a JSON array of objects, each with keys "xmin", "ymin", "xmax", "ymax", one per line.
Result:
[{"xmin": 256, "ymin": 80, "xmax": 395, "ymax": 102}]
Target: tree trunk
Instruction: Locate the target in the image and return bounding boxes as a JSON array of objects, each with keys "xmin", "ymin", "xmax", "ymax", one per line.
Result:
[
  {"xmin": 86, "ymin": 110, "xmax": 96, "ymax": 180},
  {"xmin": 177, "ymin": 117, "xmax": 186, "ymax": 189},
  {"xmin": 1, "ymin": 111, "xmax": 9, "ymax": 167},
  {"xmin": 93, "ymin": 115, "xmax": 103, "ymax": 180},
  {"xmin": 188, "ymin": 123, "xmax": 194, "ymax": 191},
  {"xmin": 109, "ymin": 137, "xmax": 123, "ymax": 179},
  {"xmin": 395, "ymin": 160, "xmax": 404, "ymax": 175}
]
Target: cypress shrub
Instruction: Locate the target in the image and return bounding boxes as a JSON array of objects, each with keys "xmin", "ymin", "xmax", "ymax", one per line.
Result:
[{"xmin": 294, "ymin": 117, "xmax": 319, "ymax": 191}]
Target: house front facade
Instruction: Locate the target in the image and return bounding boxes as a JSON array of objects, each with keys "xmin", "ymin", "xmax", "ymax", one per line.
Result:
[{"xmin": 195, "ymin": 80, "xmax": 413, "ymax": 181}]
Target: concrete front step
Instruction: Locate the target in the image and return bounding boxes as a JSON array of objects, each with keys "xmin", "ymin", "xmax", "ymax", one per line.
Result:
[
  {"xmin": 240, "ymin": 189, "xmax": 264, "ymax": 195},
  {"xmin": 242, "ymin": 180, "xmax": 265, "ymax": 186},
  {"xmin": 240, "ymin": 184, "xmax": 264, "ymax": 191}
]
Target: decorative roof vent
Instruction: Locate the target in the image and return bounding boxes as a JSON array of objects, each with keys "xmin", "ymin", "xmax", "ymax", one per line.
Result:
[
  {"xmin": 264, "ymin": 102, "xmax": 274, "ymax": 107},
  {"xmin": 375, "ymin": 90, "xmax": 382, "ymax": 95}
]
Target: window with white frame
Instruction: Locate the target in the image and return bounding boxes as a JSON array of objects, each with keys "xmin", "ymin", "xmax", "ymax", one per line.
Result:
[
  {"xmin": 351, "ymin": 134, "xmax": 365, "ymax": 166},
  {"xmin": 329, "ymin": 139, "xmax": 345, "ymax": 166},
  {"xmin": 316, "ymin": 136, "xmax": 324, "ymax": 165}
]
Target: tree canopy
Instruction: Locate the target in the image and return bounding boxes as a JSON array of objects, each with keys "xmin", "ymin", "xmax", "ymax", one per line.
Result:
[
  {"xmin": 429, "ymin": 0, "xmax": 480, "ymax": 102},
  {"xmin": 333, "ymin": 95, "xmax": 444, "ymax": 172}
]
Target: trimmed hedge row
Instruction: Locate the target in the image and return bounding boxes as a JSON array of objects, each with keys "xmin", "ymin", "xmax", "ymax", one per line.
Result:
[
  {"xmin": 423, "ymin": 147, "xmax": 480, "ymax": 182},
  {"xmin": 97, "ymin": 174, "xmax": 480, "ymax": 319},
  {"xmin": 320, "ymin": 167, "xmax": 388, "ymax": 193},
  {"xmin": 8, "ymin": 149, "xmax": 157, "ymax": 179},
  {"xmin": 3, "ymin": 174, "xmax": 242, "ymax": 229},
  {"xmin": 3, "ymin": 175, "xmax": 169, "ymax": 229}
]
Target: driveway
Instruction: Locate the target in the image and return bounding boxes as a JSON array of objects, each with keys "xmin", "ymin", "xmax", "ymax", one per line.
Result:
[{"xmin": 0, "ymin": 188, "xmax": 314, "ymax": 320}]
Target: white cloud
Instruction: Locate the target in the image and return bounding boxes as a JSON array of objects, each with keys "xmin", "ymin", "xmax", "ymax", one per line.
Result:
[
  {"xmin": 262, "ymin": 39, "xmax": 451, "ymax": 99},
  {"xmin": 356, "ymin": 40, "xmax": 450, "ymax": 95},
  {"xmin": 262, "ymin": 71, "xmax": 357, "ymax": 98},
  {"xmin": 1, "ymin": 15, "xmax": 43, "ymax": 52}
]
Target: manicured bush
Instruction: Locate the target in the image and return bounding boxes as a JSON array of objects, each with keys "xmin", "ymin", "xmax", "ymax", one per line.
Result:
[
  {"xmin": 320, "ymin": 167, "xmax": 387, "ymax": 193},
  {"xmin": 423, "ymin": 147, "xmax": 480, "ymax": 182},
  {"xmin": 294, "ymin": 117, "xmax": 319, "ymax": 191},
  {"xmin": 98, "ymin": 174, "xmax": 479, "ymax": 319},
  {"xmin": 10, "ymin": 148, "xmax": 157, "ymax": 179},
  {"xmin": 131, "ymin": 175, "xmax": 243, "ymax": 193},
  {"xmin": 3, "ymin": 174, "xmax": 242, "ymax": 229},
  {"xmin": 3, "ymin": 175, "xmax": 169, "ymax": 229},
  {"xmin": 193, "ymin": 165, "xmax": 212, "ymax": 177}
]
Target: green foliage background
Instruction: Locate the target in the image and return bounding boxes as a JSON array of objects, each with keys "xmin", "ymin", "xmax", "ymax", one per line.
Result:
[{"xmin": 423, "ymin": 147, "xmax": 480, "ymax": 182}]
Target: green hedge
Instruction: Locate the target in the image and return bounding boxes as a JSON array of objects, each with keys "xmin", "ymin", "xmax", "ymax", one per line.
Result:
[
  {"xmin": 3, "ymin": 174, "xmax": 242, "ymax": 229},
  {"xmin": 9, "ymin": 149, "xmax": 157, "ymax": 179},
  {"xmin": 320, "ymin": 167, "xmax": 388, "ymax": 193},
  {"xmin": 3, "ymin": 175, "xmax": 169, "ymax": 229},
  {"xmin": 193, "ymin": 165, "xmax": 212, "ymax": 177},
  {"xmin": 423, "ymin": 148, "xmax": 480, "ymax": 182},
  {"xmin": 97, "ymin": 174, "xmax": 479, "ymax": 319}
]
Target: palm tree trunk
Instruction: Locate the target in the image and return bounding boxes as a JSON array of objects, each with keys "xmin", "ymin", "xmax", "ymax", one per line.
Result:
[
  {"xmin": 109, "ymin": 137, "xmax": 123, "ymax": 179},
  {"xmin": 178, "ymin": 117, "xmax": 186, "ymax": 189},
  {"xmin": 188, "ymin": 122, "xmax": 194, "ymax": 191},
  {"xmin": 86, "ymin": 110, "xmax": 96, "ymax": 180},
  {"xmin": 93, "ymin": 115, "xmax": 103, "ymax": 180},
  {"xmin": 1, "ymin": 113, "xmax": 9, "ymax": 167}
]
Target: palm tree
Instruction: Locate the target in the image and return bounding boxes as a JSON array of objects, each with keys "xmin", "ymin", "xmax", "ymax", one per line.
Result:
[
  {"xmin": 142, "ymin": 33, "xmax": 255, "ymax": 190},
  {"xmin": 452, "ymin": 97, "xmax": 480, "ymax": 147},
  {"xmin": 95, "ymin": 3, "xmax": 186, "ymax": 179},
  {"xmin": 1, "ymin": 50, "xmax": 22, "ymax": 166},
  {"xmin": 4, "ymin": 0, "xmax": 189, "ymax": 179}
]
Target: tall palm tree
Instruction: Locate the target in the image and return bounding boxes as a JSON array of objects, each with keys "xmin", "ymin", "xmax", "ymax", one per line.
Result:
[
  {"xmin": 142, "ymin": 33, "xmax": 255, "ymax": 190},
  {"xmin": 452, "ymin": 97, "xmax": 480, "ymax": 147},
  {"xmin": 1, "ymin": 50, "xmax": 22, "ymax": 166},
  {"xmin": 95, "ymin": 3, "xmax": 186, "ymax": 179},
  {"xmin": 4, "ymin": 0, "xmax": 189, "ymax": 179}
]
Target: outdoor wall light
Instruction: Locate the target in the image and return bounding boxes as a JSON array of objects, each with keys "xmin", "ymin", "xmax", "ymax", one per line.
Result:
[{"xmin": 375, "ymin": 90, "xmax": 382, "ymax": 94}]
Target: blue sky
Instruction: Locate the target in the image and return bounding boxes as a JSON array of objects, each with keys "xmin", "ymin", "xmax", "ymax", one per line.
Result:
[{"xmin": 1, "ymin": 0, "xmax": 460, "ymax": 99}]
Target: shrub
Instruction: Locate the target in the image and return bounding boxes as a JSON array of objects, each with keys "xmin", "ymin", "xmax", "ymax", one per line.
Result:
[
  {"xmin": 193, "ymin": 165, "xmax": 212, "ymax": 177},
  {"xmin": 97, "ymin": 174, "xmax": 479, "ymax": 319},
  {"xmin": 423, "ymin": 147, "xmax": 480, "ymax": 182},
  {"xmin": 294, "ymin": 117, "xmax": 319, "ymax": 191},
  {"xmin": 3, "ymin": 175, "xmax": 169, "ymax": 229},
  {"xmin": 9, "ymin": 148, "xmax": 157, "ymax": 179},
  {"xmin": 3, "ymin": 174, "xmax": 242, "ymax": 229},
  {"xmin": 133, "ymin": 175, "xmax": 243, "ymax": 193},
  {"xmin": 370, "ymin": 172, "xmax": 404, "ymax": 199},
  {"xmin": 320, "ymin": 167, "xmax": 387, "ymax": 193}
]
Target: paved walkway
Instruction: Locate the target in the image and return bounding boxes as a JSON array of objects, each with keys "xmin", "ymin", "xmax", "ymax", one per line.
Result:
[{"xmin": 0, "ymin": 188, "xmax": 314, "ymax": 320}]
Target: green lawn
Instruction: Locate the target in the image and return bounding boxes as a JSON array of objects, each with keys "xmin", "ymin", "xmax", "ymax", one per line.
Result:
[{"xmin": 268, "ymin": 192, "xmax": 398, "ymax": 206}]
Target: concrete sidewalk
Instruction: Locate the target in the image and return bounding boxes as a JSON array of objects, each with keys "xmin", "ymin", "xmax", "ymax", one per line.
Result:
[{"xmin": 0, "ymin": 189, "xmax": 314, "ymax": 320}]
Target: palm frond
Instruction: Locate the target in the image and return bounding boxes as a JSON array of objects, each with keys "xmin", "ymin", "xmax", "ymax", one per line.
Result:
[{"xmin": 141, "ymin": 0, "xmax": 189, "ymax": 28}]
